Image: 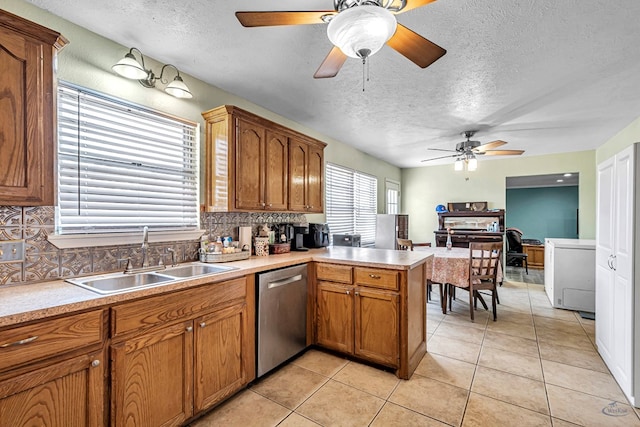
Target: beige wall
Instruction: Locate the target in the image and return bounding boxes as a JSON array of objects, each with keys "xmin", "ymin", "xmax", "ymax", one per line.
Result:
[
  {"xmin": 596, "ymin": 115, "xmax": 640, "ymax": 164},
  {"xmin": 401, "ymin": 150, "xmax": 597, "ymax": 245},
  {"xmin": 4, "ymin": 0, "xmax": 401, "ymax": 218}
]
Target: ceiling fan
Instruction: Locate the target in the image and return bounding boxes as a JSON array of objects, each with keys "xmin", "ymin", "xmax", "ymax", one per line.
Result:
[
  {"xmin": 421, "ymin": 131, "xmax": 525, "ymax": 169},
  {"xmin": 236, "ymin": 0, "xmax": 446, "ymax": 79}
]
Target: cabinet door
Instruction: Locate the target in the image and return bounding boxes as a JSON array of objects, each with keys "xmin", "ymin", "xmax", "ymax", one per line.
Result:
[
  {"xmin": 0, "ymin": 24, "xmax": 56, "ymax": 205},
  {"xmin": 264, "ymin": 130, "xmax": 288, "ymax": 211},
  {"xmin": 288, "ymin": 138, "xmax": 308, "ymax": 212},
  {"xmin": 354, "ymin": 287, "xmax": 399, "ymax": 367},
  {"xmin": 194, "ymin": 303, "xmax": 250, "ymax": 413},
  {"xmin": 0, "ymin": 351, "xmax": 105, "ymax": 427},
  {"xmin": 316, "ymin": 282, "xmax": 354, "ymax": 354},
  {"xmin": 306, "ymin": 145, "xmax": 324, "ymax": 213},
  {"xmin": 111, "ymin": 321, "xmax": 193, "ymax": 427},
  {"xmin": 235, "ymin": 118, "xmax": 265, "ymax": 210}
]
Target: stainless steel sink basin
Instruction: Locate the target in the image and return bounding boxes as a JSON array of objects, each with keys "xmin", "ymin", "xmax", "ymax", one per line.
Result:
[
  {"xmin": 162, "ymin": 263, "xmax": 236, "ymax": 278},
  {"xmin": 67, "ymin": 272, "xmax": 175, "ymax": 295}
]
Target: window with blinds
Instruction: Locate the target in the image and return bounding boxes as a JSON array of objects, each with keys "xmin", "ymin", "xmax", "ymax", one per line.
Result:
[
  {"xmin": 56, "ymin": 82, "xmax": 199, "ymax": 234},
  {"xmin": 325, "ymin": 163, "xmax": 377, "ymax": 246}
]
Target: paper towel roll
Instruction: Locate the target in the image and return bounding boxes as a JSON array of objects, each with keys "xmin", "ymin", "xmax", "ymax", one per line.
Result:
[{"xmin": 238, "ymin": 226, "xmax": 252, "ymax": 254}]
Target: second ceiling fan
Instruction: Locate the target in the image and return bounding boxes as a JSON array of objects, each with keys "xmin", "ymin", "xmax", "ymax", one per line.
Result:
[{"xmin": 236, "ymin": 0, "xmax": 446, "ymax": 78}]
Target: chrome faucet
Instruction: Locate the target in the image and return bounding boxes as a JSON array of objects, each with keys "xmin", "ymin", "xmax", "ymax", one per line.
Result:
[{"xmin": 141, "ymin": 226, "xmax": 149, "ymax": 268}]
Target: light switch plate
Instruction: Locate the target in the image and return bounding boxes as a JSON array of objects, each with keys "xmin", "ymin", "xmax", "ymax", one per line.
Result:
[{"xmin": 0, "ymin": 240, "xmax": 25, "ymax": 263}]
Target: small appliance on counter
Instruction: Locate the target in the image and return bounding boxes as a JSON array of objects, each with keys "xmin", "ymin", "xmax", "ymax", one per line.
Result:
[
  {"xmin": 291, "ymin": 224, "xmax": 309, "ymax": 251},
  {"xmin": 303, "ymin": 223, "xmax": 330, "ymax": 248},
  {"xmin": 333, "ymin": 233, "xmax": 361, "ymax": 247}
]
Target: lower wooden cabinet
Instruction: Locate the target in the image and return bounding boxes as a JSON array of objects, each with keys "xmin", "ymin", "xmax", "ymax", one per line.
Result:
[
  {"xmin": 111, "ymin": 321, "xmax": 194, "ymax": 427},
  {"xmin": 523, "ymin": 244, "xmax": 545, "ymax": 268},
  {"xmin": 316, "ymin": 281, "xmax": 399, "ymax": 368},
  {"xmin": 109, "ymin": 277, "xmax": 254, "ymax": 426}
]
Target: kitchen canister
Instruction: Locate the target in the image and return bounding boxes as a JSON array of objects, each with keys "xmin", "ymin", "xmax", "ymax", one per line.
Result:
[{"xmin": 254, "ymin": 237, "xmax": 270, "ymax": 256}]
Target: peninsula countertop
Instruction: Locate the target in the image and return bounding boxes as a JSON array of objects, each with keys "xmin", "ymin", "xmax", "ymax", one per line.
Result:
[{"xmin": 0, "ymin": 246, "xmax": 432, "ymax": 328}]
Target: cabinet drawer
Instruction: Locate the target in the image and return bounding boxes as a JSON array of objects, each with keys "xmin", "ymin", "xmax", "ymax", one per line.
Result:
[
  {"xmin": 316, "ymin": 263, "xmax": 352, "ymax": 284},
  {"xmin": 355, "ymin": 268, "xmax": 399, "ymax": 290},
  {"xmin": 0, "ymin": 310, "xmax": 103, "ymax": 372},
  {"xmin": 112, "ymin": 277, "xmax": 247, "ymax": 338}
]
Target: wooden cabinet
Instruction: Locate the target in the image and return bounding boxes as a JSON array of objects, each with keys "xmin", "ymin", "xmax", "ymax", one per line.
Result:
[
  {"xmin": 0, "ymin": 10, "xmax": 67, "ymax": 206},
  {"xmin": 315, "ymin": 264, "xmax": 400, "ymax": 369},
  {"xmin": 202, "ymin": 105, "xmax": 325, "ymax": 213},
  {"xmin": 522, "ymin": 244, "xmax": 544, "ymax": 268},
  {"xmin": 0, "ymin": 310, "xmax": 106, "ymax": 427},
  {"xmin": 289, "ymin": 138, "xmax": 324, "ymax": 213},
  {"xmin": 234, "ymin": 119, "xmax": 288, "ymax": 211},
  {"xmin": 109, "ymin": 276, "xmax": 254, "ymax": 426}
]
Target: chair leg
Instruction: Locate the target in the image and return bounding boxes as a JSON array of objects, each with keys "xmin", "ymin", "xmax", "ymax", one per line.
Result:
[
  {"xmin": 524, "ymin": 257, "xmax": 529, "ymax": 274},
  {"xmin": 469, "ymin": 288, "xmax": 475, "ymax": 322},
  {"xmin": 427, "ymin": 282, "xmax": 432, "ymax": 301},
  {"xmin": 492, "ymin": 288, "xmax": 497, "ymax": 321},
  {"xmin": 495, "ymin": 285, "xmax": 500, "ymax": 305}
]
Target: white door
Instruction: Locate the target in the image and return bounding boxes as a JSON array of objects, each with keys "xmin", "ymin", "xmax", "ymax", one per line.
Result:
[
  {"xmin": 595, "ymin": 155, "xmax": 615, "ymax": 365},
  {"xmin": 611, "ymin": 146, "xmax": 634, "ymax": 395}
]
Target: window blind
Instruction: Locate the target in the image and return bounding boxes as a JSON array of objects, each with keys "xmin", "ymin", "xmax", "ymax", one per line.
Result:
[
  {"xmin": 325, "ymin": 163, "xmax": 377, "ymax": 246},
  {"xmin": 56, "ymin": 82, "xmax": 199, "ymax": 234}
]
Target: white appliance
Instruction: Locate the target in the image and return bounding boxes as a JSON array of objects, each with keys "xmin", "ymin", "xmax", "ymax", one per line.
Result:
[
  {"xmin": 374, "ymin": 214, "xmax": 408, "ymax": 249},
  {"xmin": 595, "ymin": 143, "xmax": 639, "ymax": 408},
  {"xmin": 544, "ymin": 238, "xmax": 596, "ymax": 312}
]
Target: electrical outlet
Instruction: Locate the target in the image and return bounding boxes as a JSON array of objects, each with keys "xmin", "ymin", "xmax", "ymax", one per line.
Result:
[{"xmin": 0, "ymin": 240, "xmax": 25, "ymax": 263}]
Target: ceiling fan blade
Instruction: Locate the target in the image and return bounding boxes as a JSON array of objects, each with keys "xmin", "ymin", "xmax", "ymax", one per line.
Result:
[
  {"xmin": 482, "ymin": 150, "xmax": 525, "ymax": 156},
  {"xmin": 474, "ymin": 140, "xmax": 507, "ymax": 152},
  {"xmin": 395, "ymin": 0, "xmax": 437, "ymax": 14},
  {"xmin": 386, "ymin": 24, "xmax": 446, "ymax": 68},
  {"xmin": 236, "ymin": 11, "xmax": 335, "ymax": 27},
  {"xmin": 428, "ymin": 148, "xmax": 458, "ymax": 153},
  {"xmin": 314, "ymin": 47, "xmax": 348, "ymax": 79},
  {"xmin": 421, "ymin": 153, "xmax": 458, "ymax": 162}
]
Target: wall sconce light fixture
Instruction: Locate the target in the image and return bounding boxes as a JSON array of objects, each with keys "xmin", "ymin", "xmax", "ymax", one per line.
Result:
[{"xmin": 112, "ymin": 47, "xmax": 193, "ymax": 99}]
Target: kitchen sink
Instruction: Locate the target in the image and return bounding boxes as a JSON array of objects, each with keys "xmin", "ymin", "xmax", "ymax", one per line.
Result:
[
  {"xmin": 67, "ymin": 272, "xmax": 176, "ymax": 295},
  {"xmin": 162, "ymin": 263, "xmax": 236, "ymax": 278},
  {"xmin": 66, "ymin": 263, "xmax": 237, "ymax": 294}
]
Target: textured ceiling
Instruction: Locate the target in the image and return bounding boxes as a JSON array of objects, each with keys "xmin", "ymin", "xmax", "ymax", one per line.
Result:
[{"xmin": 27, "ymin": 0, "xmax": 640, "ymax": 168}]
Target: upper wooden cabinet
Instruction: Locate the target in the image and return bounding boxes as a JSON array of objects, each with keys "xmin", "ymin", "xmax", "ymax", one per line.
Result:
[
  {"xmin": 202, "ymin": 105, "xmax": 326, "ymax": 213},
  {"xmin": 0, "ymin": 10, "xmax": 67, "ymax": 206}
]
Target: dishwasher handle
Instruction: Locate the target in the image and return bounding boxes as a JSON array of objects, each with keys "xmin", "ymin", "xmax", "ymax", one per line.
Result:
[{"xmin": 268, "ymin": 274, "xmax": 303, "ymax": 289}]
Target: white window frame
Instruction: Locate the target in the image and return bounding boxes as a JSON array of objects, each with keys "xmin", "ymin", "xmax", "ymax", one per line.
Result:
[
  {"xmin": 385, "ymin": 179, "xmax": 400, "ymax": 214},
  {"xmin": 325, "ymin": 163, "xmax": 378, "ymax": 247},
  {"xmin": 49, "ymin": 82, "xmax": 203, "ymax": 248}
]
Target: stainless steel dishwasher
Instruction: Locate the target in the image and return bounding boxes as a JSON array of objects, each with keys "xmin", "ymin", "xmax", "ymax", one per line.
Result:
[{"xmin": 256, "ymin": 263, "xmax": 308, "ymax": 377}]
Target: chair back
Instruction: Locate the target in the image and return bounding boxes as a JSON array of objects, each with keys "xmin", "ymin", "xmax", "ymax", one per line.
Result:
[
  {"xmin": 469, "ymin": 242, "xmax": 502, "ymax": 284},
  {"xmin": 396, "ymin": 238, "xmax": 413, "ymax": 251},
  {"xmin": 505, "ymin": 229, "xmax": 523, "ymax": 253}
]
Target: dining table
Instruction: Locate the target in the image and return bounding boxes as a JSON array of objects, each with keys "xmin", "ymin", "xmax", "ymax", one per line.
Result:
[{"xmin": 415, "ymin": 246, "xmax": 503, "ymax": 314}]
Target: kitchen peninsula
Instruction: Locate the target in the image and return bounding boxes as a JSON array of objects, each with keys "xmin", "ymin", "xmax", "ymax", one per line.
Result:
[{"xmin": 0, "ymin": 247, "xmax": 431, "ymax": 426}]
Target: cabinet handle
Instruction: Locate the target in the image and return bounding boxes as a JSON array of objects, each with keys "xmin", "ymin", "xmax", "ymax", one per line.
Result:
[
  {"xmin": 0, "ymin": 335, "xmax": 38, "ymax": 348},
  {"xmin": 369, "ymin": 274, "xmax": 381, "ymax": 279},
  {"xmin": 346, "ymin": 290, "xmax": 350, "ymax": 295},
  {"xmin": 186, "ymin": 326, "xmax": 193, "ymax": 332},
  {"xmin": 200, "ymin": 322, "xmax": 206, "ymax": 328},
  {"xmin": 91, "ymin": 360, "xmax": 100, "ymax": 368},
  {"xmin": 269, "ymin": 203, "xmax": 272, "ymax": 207},
  {"xmin": 355, "ymin": 291, "xmax": 360, "ymax": 296},
  {"xmin": 261, "ymin": 203, "xmax": 266, "ymax": 207},
  {"xmin": 611, "ymin": 255, "xmax": 617, "ymax": 271}
]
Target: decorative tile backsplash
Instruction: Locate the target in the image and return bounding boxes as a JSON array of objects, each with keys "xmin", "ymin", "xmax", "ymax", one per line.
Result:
[{"xmin": 0, "ymin": 206, "xmax": 307, "ymax": 287}]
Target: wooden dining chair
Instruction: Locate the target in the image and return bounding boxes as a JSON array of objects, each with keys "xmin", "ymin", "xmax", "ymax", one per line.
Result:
[
  {"xmin": 396, "ymin": 238, "xmax": 439, "ymax": 302},
  {"xmin": 447, "ymin": 242, "xmax": 502, "ymax": 322}
]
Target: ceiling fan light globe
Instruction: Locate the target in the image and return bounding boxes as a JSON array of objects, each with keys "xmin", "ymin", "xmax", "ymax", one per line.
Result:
[
  {"xmin": 468, "ymin": 157, "xmax": 478, "ymax": 171},
  {"xmin": 454, "ymin": 159, "xmax": 464, "ymax": 171},
  {"xmin": 327, "ymin": 5, "xmax": 397, "ymax": 59}
]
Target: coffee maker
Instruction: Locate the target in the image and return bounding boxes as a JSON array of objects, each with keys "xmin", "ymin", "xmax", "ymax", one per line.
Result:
[
  {"xmin": 303, "ymin": 223, "xmax": 330, "ymax": 248},
  {"xmin": 291, "ymin": 224, "xmax": 309, "ymax": 251}
]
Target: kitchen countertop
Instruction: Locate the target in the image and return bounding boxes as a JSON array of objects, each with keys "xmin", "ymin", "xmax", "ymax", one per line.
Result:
[{"xmin": 0, "ymin": 246, "xmax": 431, "ymax": 328}]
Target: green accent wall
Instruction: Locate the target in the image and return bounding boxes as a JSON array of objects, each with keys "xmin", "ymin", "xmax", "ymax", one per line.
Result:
[{"xmin": 506, "ymin": 187, "xmax": 579, "ymax": 242}]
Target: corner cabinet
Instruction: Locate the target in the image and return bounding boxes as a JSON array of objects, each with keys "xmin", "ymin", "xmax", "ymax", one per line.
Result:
[
  {"xmin": 0, "ymin": 10, "xmax": 68, "ymax": 206},
  {"xmin": 314, "ymin": 261, "xmax": 426, "ymax": 379},
  {"xmin": 202, "ymin": 105, "xmax": 325, "ymax": 213}
]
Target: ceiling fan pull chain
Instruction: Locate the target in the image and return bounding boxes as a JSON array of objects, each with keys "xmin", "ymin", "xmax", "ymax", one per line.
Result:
[{"xmin": 362, "ymin": 57, "xmax": 366, "ymax": 92}]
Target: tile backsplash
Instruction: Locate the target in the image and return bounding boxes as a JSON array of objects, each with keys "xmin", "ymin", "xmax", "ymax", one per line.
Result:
[{"xmin": 0, "ymin": 206, "xmax": 306, "ymax": 286}]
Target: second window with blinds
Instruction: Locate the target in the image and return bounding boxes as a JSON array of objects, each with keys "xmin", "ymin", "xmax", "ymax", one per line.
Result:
[{"xmin": 325, "ymin": 163, "xmax": 377, "ymax": 247}]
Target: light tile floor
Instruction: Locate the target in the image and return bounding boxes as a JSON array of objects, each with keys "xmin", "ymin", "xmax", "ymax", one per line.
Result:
[{"xmin": 190, "ymin": 274, "xmax": 640, "ymax": 427}]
